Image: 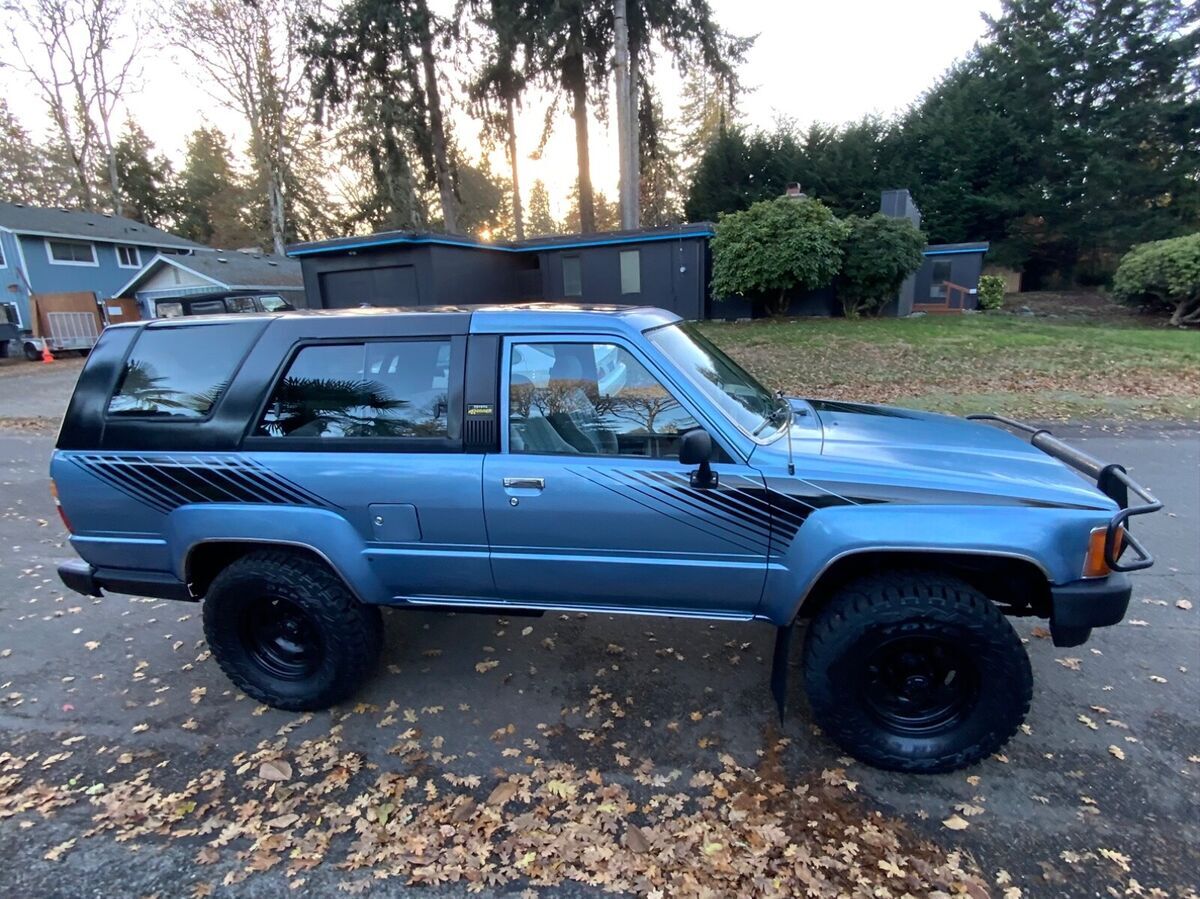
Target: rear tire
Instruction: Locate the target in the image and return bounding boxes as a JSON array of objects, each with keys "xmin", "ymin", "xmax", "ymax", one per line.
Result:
[
  {"xmin": 23, "ymin": 342, "xmax": 41, "ymax": 362},
  {"xmin": 203, "ymin": 550, "xmax": 382, "ymax": 711},
  {"xmin": 803, "ymin": 570, "xmax": 1031, "ymax": 773}
]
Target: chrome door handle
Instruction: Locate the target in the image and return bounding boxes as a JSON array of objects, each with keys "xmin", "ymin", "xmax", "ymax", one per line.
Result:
[{"xmin": 503, "ymin": 477, "xmax": 545, "ymax": 489}]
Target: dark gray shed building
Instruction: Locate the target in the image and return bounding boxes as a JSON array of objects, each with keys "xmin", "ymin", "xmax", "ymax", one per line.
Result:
[
  {"xmin": 875, "ymin": 190, "xmax": 990, "ymax": 315},
  {"xmin": 288, "ymin": 190, "xmax": 990, "ymax": 320},
  {"xmin": 288, "ymin": 224, "xmax": 714, "ymax": 320}
]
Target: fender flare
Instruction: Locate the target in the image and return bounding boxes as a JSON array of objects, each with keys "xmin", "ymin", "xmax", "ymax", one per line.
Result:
[
  {"xmin": 757, "ymin": 503, "xmax": 1098, "ymax": 625},
  {"xmin": 165, "ymin": 505, "xmax": 389, "ymax": 604}
]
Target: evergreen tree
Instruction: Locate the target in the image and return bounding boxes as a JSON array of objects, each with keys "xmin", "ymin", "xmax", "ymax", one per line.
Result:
[
  {"xmin": 898, "ymin": 0, "xmax": 1200, "ymax": 283},
  {"xmin": 114, "ymin": 123, "xmax": 179, "ymax": 228},
  {"xmin": 685, "ymin": 0, "xmax": 1199, "ymax": 285},
  {"xmin": 526, "ymin": 179, "xmax": 558, "ymax": 236},
  {"xmin": 564, "ymin": 183, "xmax": 619, "ymax": 233},
  {"xmin": 798, "ymin": 117, "xmax": 898, "ymax": 219},
  {"xmin": 638, "ymin": 86, "xmax": 683, "ymax": 227},
  {"xmin": 463, "ymin": 0, "xmax": 529, "ymax": 239},
  {"xmin": 678, "ymin": 68, "xmax": 740, "ymax": 172},
  {"xmin": 304, "ymin": 0, "xmax": 460, "ymax": 233},
  {"xmin": 521, "ymin": 0, "xmax": 612, "ymax": 233},
  {"xmin": 684, "ymin": 125, "xmax": 805, "ymax": 221},
  {"xmin": 454, "ymin": 157, "xmax": 513, "ymax": 239},
  {"xmin": 0, "ymin": 100, "xmax": 78, "ymax": 206},
  {"xmin": 176, "ymin": 128, "xmax": 256, "ymax": 249}
]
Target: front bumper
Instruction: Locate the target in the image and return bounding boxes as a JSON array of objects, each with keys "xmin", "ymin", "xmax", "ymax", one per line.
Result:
[{"xmin": 1048, "ymin": 572, "xmax": 1132, "ymax": 647}]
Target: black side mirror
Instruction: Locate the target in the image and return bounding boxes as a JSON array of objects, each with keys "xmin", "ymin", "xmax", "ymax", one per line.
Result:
[{"xmin": 679, "ymin": 429, "xmax": 718, "ymax": 488}]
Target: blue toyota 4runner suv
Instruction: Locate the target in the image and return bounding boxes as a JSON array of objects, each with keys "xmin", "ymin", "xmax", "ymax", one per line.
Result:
[{"xmin": 51, "ymin": 305, "xmax": 1160, "ymax": 772}]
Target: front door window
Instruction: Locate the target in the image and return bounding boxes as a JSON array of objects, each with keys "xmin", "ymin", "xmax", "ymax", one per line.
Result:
[{"xmin": 508, "ymin": 341, "xmax": 699, "ymax": 457}]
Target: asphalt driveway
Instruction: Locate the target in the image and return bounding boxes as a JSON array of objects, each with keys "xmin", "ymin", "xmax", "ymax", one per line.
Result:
[{"xmin": 0, "ymin": 420, "xmax": 1196, "ymax": 897}]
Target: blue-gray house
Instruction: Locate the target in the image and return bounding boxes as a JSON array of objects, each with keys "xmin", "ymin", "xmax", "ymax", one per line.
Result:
[{"xmin": 0, "ymin": 202, "xmax": 209, "ymax": 331}]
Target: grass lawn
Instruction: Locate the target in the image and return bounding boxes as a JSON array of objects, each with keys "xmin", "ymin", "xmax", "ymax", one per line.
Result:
[{"xmin": 698, "ymin": 313, "xmax": 1200, "ymax": 422}]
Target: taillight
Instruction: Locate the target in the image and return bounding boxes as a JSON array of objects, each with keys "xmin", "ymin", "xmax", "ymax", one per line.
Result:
[
  {"xmin": 49, "ymin": 479, "xmax": 73, "ymax": 533},
  {"xmin": 1083, "ymin": 526, "xmax": 1123, "ymax": 578}
]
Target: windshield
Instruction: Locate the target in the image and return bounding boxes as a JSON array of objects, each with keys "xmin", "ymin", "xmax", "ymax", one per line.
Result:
[{"xmin": 648, "ymin": 322, "xmax": 784, "ymax": 441}]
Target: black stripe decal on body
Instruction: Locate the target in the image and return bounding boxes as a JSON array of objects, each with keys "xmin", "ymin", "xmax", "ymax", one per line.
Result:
[
  {"xmin": 568, "ymin": 468, "xmax": 767, "ymax": 555},
  {"xmin": 596, "ymin": 468, "xmax": 772, "ymax": 552},
  {"xmin": 69, "ymin": 454, "xmax": 339, "ymax": 514}
]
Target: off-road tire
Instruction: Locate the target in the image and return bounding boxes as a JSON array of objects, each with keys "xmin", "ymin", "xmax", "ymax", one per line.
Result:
[
  {"xmin": 203, "ymin": 550, "xmax": 382, "ymax": 711},
  {"xmin": 803, "ymin": 570, "xmax": 1032, "ymax": 773}
]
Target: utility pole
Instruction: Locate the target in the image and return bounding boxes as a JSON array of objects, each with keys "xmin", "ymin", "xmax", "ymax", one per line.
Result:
[{"xmin": 613, "ymin": 0, "xmax": 639, "ymax": 230}]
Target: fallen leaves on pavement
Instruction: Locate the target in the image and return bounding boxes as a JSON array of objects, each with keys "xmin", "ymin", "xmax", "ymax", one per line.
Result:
[{"xmin": 1, "ymin": 729, "xmax": 994, "ymax": 898}]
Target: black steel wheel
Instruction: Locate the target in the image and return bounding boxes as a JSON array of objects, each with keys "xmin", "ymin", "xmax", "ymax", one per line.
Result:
[
  {"xmin": 204, "ymin": 549, "xmax": 382, "ymax": 710},
  {"xmin": 239, "ymin": 595, "xmax": 325, "ymax": 681},
  {"xmin": 803, "ymin": 570, "xmax": 1031, "ymax": 773},
  {"xmin": 859, "ymin": 635, "xmax": 980, "ymax": 736}
]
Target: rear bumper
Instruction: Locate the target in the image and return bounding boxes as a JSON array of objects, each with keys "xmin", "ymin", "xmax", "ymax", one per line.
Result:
[
  {"xmin": 57, "ymin": 558, "xmax": 193, "ymax": 602},
  {"xmin": 1048, "ymin": 572, "xmax": 1131, "ymax": 646},
  {"xmin": 58, "ymin": 559, "xmax": 102, "ymax": 596}
]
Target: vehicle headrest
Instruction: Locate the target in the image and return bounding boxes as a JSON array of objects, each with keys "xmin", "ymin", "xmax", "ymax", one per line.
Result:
[{"xmin": 550, "ymin": 354, "xmax": 584, "ymax": 382}]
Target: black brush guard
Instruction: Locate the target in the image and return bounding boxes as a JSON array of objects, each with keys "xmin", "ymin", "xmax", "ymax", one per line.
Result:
[{"xmin": 966, "ymin": 414, "xmax": 1162, "ymax": 572}]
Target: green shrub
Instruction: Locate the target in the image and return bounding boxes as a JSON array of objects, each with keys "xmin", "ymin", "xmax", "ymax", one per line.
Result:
[
  {"xmin": 977, "ymin": 275, "xmax": 1006, "ymax": 311},
  {"xmin": 837, "ymin": 214, "xmax": 926, "ymax": 317},
  {"xmin": 710, "ymin": 197, "xmax": 850, "ymax": 316},
  {"xmin": 1112, "ymin": 233, "xmax": 1200, "ymax": 326}
]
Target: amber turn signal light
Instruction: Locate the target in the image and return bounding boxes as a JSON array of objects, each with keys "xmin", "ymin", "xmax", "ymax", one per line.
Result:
[{"xmin": 1083, "ymin": 526, "xmax": 1123, "ymax": 578}]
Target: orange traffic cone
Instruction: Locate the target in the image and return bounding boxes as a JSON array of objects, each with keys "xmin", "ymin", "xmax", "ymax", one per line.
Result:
[{"xmin": 41, "ymin": 343, "xmax": 54, "ymax": 364}]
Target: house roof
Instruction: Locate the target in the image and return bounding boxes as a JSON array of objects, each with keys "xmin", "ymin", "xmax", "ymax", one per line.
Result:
[
  {"xmin": 924, "ymin": 242, "xmax": 990, "ymax": 256},
  {"xmin": 287, "ymin": 222, "xmax": 717, "ymax": 258},
  {"xmin": 0, "ymin": 202, "xmax": 206, "ymax": 250},
  {"xmin": 114, "ymin": 251, "xmax": 304, "ymax": 297}
]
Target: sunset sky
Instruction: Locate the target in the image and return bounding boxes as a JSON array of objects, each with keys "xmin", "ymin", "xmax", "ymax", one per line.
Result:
[{"xmin": 4, "ymin": 0, "xmax": 1001, "ymax": 219}]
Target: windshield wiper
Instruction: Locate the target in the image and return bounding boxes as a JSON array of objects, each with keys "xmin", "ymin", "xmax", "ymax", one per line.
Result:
[{"xmin": 750, "ymin": 398, "xmax": 790, "ymax": 437}]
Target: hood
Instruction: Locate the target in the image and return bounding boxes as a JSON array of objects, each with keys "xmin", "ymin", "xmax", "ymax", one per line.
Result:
[{"xmin": 749, "ymin": 399, "xmax": 1114, "ymax": 512}]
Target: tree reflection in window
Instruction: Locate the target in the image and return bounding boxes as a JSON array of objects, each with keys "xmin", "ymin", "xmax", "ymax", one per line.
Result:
[
  {"xmin": 256, "ymin": 342, "xmax": 450, "ymax": 439},
  {"xmin": 108, "ymin": 360, "xmax": 228, "ymax": 417},
  {"xmin": 107, "ymin": 323, "xmax": 258, "ymax": 418},
  {"xmin": 509, "ymin": 343, "xmax": 697, "ymax": 457}
]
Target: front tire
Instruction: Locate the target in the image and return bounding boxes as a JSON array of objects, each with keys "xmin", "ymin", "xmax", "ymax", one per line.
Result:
[
  {"xmin": 803, "ymin": 571, "xmax": 1032, "ymax": 773},
  {"xmin": 203, "ymin": 550, "xmax": 382, "ymax": 711}
]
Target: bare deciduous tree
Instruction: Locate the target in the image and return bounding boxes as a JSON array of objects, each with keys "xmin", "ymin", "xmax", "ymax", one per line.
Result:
[
  {"xmin": 2, "ymin": 0, "xmax": 140, "ymax": 212},
  {"xmin": 165, "ymin": 0, "xmax": 312, "ymax": 255}
]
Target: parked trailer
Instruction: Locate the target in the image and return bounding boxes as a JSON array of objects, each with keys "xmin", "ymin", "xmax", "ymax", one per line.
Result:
[{"xmin": 22, "ymin": 292, "xmax": 104, "ymax": 360}]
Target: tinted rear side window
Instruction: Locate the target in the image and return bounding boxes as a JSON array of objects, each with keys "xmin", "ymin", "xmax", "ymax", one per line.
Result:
[
  {"xmin": 256, "ymin": 341, "xmax": 451, "ymax": 439},
  {"xmin": 107, "ymin": 324, "xmax": 258, "ymax": 418}
]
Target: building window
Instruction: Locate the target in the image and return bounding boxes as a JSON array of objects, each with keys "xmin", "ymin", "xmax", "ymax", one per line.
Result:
[
  {"xmin": 562, "ymin": 256, "xmax": 582, "ymax": 297},
  {"xmin": 0, "ymin": 240, "xmax": 6, "ymax": 268},
  {"xmin": 116, "ymin": 245, "xmax": 141, "ymax": 268},
  {"xmin": 619, "ymin": 250, "xmax": 641, "ymax": 295},
  {"xmin": 46, "ymin": 239, "xmax": 97, "ymax": 266},
  {"xmin": 930, "ymin": 260, "xmax": 952, "ymax": 298},
  {"xmin": 256, "ymin": 341, "xmax": 452, "ymax": 439}
]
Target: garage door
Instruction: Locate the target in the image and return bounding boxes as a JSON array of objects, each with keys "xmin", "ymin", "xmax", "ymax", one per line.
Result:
[{"xmin": 318, "ymin": 265, "xmax": 420, "ymax": 308}]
